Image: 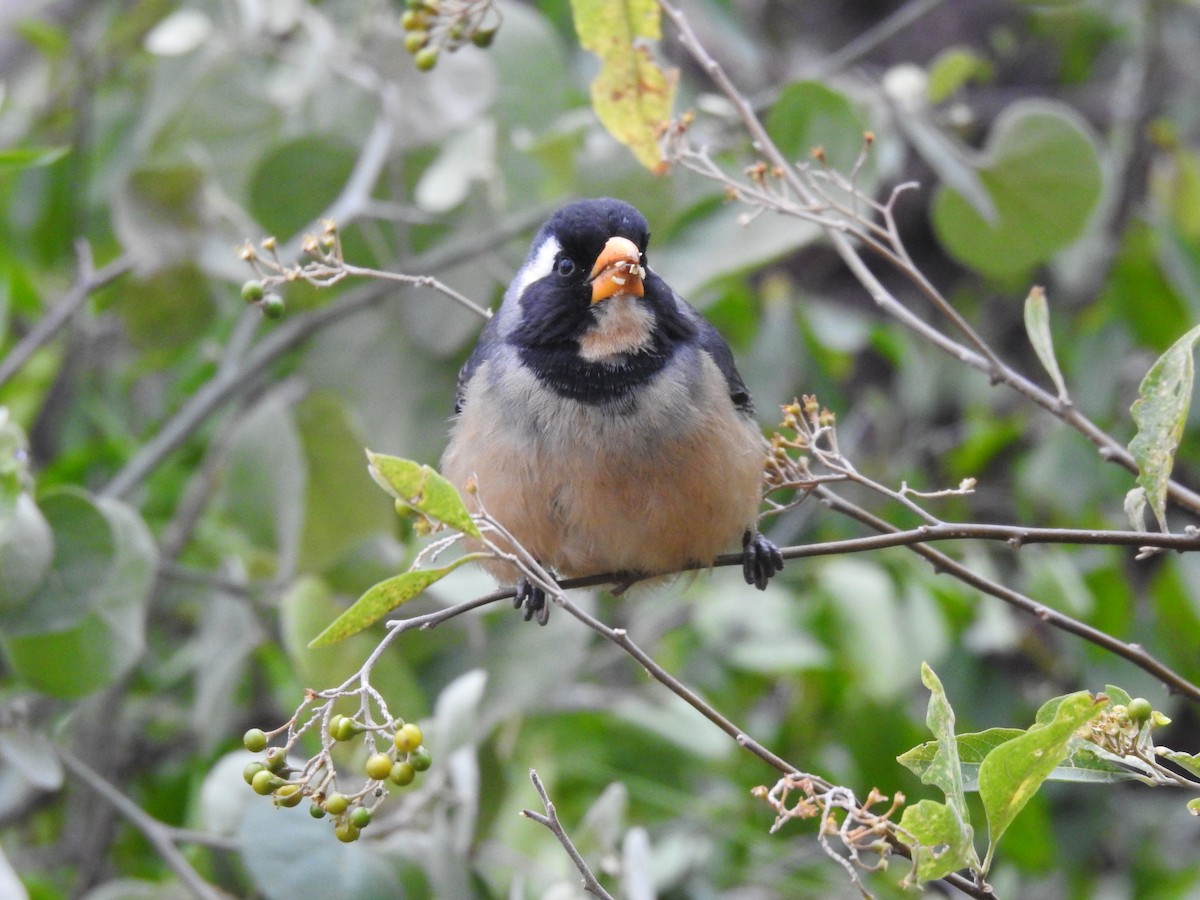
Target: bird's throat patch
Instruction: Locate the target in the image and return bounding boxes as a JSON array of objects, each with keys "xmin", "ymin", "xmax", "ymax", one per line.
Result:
[{"xmin": 577, "ymin": 296, "xmax": 655, "ymax": 362}]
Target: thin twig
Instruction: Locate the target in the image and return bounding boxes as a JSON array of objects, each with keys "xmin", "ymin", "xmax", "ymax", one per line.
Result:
[
  {"xmin": 99, "ymin": 207, "xmax": 546, "ymax": 501},
  {"xmin": 521, "ymin": 769, "xmax": 616, "ymax": 900},
  {"xmin": 658, "ymin": 0, "xmax": 1200, "ymax": 519},
  {"xmin": 0, "ymin": 243, "xmax": 133, "ymax": 388},
  {"xmin": 808, "ymin": 0, "xmax": 951, "ymax": 78}
]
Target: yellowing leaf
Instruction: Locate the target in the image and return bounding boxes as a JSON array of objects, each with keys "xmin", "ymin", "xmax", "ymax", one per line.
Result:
[
  {"xmin": 365, "ymin": 451, "xmax": 481, "ymax": 538},
  {"xmin": 570, "ymin": 0, "xmax": 676, "ymax": 173},
  {"xmin": 1023, "ymin": 286, "xmax": 1069, "ymax": 402}
]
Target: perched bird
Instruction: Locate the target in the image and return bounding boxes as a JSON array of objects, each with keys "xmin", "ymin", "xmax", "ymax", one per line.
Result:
[{"xmin": 441, "ymin": 198, "xmax": 783, "ymax": 624}]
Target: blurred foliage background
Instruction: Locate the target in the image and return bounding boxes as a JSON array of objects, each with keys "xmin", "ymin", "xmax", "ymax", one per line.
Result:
[{"xmin": 1, "ymin": 0, "xmax": 1200, "ymax": 897}]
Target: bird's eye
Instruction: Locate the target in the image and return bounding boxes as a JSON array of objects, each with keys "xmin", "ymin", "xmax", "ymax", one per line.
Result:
[{"xmin": 556, "ymin": 257, "xmax": 576, "ymax": 277}]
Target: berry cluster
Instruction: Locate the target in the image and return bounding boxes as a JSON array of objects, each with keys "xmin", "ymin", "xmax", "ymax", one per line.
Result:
[
  {"xmin": 400, "ymin": 0, "xmax": 500, "ymax": 71},
  {"xmin": 239, "ymin": 279, "xmax": 282, "ymax": 319},
  {"xmin": 241, "ymin": 718, "xmax": 432, "ymax": 843}
]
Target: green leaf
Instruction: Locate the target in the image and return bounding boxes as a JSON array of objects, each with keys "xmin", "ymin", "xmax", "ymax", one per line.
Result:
[
  {"xmin": 893, "ymin": 663, "xmax": 978, "ymax": 881},
  {"xmin": 931, "ymin": 100, "xmax": 1102, "ymax": 278},
  {"xmin": 0, "ymin": 490, "xmax": 156, "ymax": 699},
  {"xmin": 1023, "ymin": 286, "xmax": 1069, "ymax": 402},
  {"xmin": 1158, "ymin": 748, "xmax": 1200, "ymax": 781},
  {"xmin": 247, "ymin": 137, "xmax": 358, "ymax": 238},
  {"xmin": 1127, "ymin": 322, "xmax": 1200, "ymax": 533},
  {"xmin": 897, "ymin": 799, "xmax": 976, "ymax": 883},
  {"xmin": 296, "ymin": 393, "xmax": 393, "ymax": 573},
  {"xmin": 280, "ymin": 578, "xmax": 428, "ymax": 719},
  {"xmin": 926, "ymin": 48, "xmax": 994, "ymax": 104},
  {"xmin": 899, "ymin": 727, "xmax": 1155, "ymax": 788},
  {"xmin": 112, "ymin": 264, "xmax": 216, "ymax": 361},
  {"xmin": 1101, "ymin": 684, "xmax": 1133, "ymax": 708},
  {"xmin": 366, "ymin": 451, "xmax": 481, "ymax": 538},
  {"xmin": 238, "ymin": 801, "xmax": 400, "ymax": 898},
  {"xmin": 900, "ymin": 729, "xmax": 1029, "ymax": 790},
  {"xmin": 0, "ymin": 493, "xmax": 54, "ymax": 611},
  {"xmin": 978, "ymin": 691, "xmax": 1106, "ymax": 869},
  {"xmin": 915, "ymin": 663, "xmax": 970, "ymax": 823},
  {"xmin": 823, "ymin": 559, "xmax": 910, "ymax": 701},
  {"xmin": 14, "ymin": 19, "xmax": 69, "ymax": 57},
  {"xmin": 766, "ymin": 81, "xmax": 868, "ymax": 172},
  {"xmin": 570, "ymin": 0, "xmax": 676, "ymax": 173},
  {"xmin": 0, "ymin": 146, "xmax": 70, "ymax": 170},
  {"xmin": 307, "ymin": 555, "xmax": 482, "ymax": 648}
]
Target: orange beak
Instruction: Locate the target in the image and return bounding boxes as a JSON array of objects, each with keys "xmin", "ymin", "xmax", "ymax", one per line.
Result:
[{"xmin": 588, "ymin": 236, "xmax": 645, "ymax": 304}]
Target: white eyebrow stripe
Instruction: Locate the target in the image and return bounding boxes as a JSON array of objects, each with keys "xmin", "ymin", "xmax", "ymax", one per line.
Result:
[{"xmin": 512, "ymin": 235, "xmax": 561, "ymax": 302}]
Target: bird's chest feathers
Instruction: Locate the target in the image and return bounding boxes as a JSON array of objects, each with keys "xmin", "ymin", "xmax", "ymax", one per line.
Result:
[{"xmin": 577, "ymin": 295, "xmax": 655, "ymax": 361}]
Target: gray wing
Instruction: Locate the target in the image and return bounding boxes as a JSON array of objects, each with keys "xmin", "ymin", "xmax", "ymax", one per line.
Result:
[
  {"xmin": 696, "ymin": 319, "xmax": 754, "ymax": 414},
  {"xmin": 453, "ymin": 318, "xmax": 502, "ymax": 415}
]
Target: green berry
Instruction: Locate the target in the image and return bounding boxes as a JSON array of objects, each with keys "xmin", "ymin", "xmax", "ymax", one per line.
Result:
[
  {"xmin": 349, "ymin": 806, "xmax": 372, "ymax": 829},
  {"xmin": 1128, "ymin": 697, "xmax": 1153, "ymax": 724},
  {"xmin": 334, "ymin": 821, "xmax": 361, "ymax": 843},
  {"xmin": 264, "ymin": 748, "xmax": 288, "ymax": 773},
  {"xmin": 404, "ymin": 31, "xmax": 429, "ymax": 54},
  {"xmin": 471, "ymin": 27, "xmax": 496, "ymax": 48},
  {"xmin": 393, "ymin": 723, "xmax": 423, "ymax": 753},
  {"xmin": 400, "ymin": 10, "xmax": 426, "ymax": 30},
  {"xmin": 332, "ymin": 716, "xmax": 361, "ymax": 742},
  {"xmin": 261, "ymin": 293, "xmax": 284, "ymax": 319},
  {"xmin": 325, "ymin": 793, "xmax": 350, "ymax": 816},
  {"xmin": 390, "ymin": 761, "xmax": 416, "ymax": 786},
  {"xmin": 365, "ymin": 752, "xmax": 394, "ymax": 781},
  {"xmin": 310, "ymin": 803, "xmax": 327, "ymax": 819},
  {"xmin": 275, "ymin": 784, "xmax": 303, "ymax": 807},
  {"xmin": 241, "ymin": 280, "xmax": 265, "ymax": 303},
  {"xmin": 414, "ymin": 47, "xmax": 439, "ymax": 71},
  {"xmin": 243, "ymin": 761, "xmax": 266, "ymax": 785},
  {"xmin": 243, "ymin": 728, "xmax": 268, "ymax": 753},
  {"xmin": 409, "ymin": 746, "xmax": 432, "ymax": 772},
  {"xmin": 251, "ymin": 769, "xmax": 281, "ymax": 796}
]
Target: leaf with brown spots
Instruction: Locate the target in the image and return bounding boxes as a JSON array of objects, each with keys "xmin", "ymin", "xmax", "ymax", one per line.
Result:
[{"xmin": 570, "ymin": 0, "xmax": 677, "ymax": 173}]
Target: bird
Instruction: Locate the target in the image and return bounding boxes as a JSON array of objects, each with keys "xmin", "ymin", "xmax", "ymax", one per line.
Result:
[{"xmin": 440, "ymin": 197, "xmax": 784, "ymax": 624}]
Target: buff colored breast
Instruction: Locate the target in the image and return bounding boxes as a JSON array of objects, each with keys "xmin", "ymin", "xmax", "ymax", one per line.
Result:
[{"xmin": 440, "ymin": 351, "xmax": 765, "ymax": 584}]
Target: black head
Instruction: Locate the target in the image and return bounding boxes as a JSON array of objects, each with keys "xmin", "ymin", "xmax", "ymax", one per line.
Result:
[{"xmin": 504, "ymin": 198, "xmax": 697, "ymax": 405}]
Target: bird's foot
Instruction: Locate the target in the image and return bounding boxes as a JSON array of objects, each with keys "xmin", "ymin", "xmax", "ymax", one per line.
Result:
[
  {"xmin": 742, "ymin": 530, "xmax": 784, "ymax": 590},
  {"xmin": 514, "ymin": 577, "xmax": 552, "ymax": 626}
]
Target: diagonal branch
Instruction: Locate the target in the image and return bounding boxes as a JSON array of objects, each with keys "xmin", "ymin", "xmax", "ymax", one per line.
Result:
[
  {"xmin": 0, "ymin": 242, "xmax": 133, "ymax": 389},
  {"xmin": 657, "ymin": 0, "xmax": 1200, "ymax": 519},
  {"xmin": 58, "ymin": 747, "xmax": 233, "ymax": 900}
]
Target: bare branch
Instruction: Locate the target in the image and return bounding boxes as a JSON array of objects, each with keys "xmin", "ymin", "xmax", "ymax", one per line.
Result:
[
  {"xmin": 520, "ymin": 769, "xmax": 615, "ymax": 900},
  {"xmin": 657, "ymin": 0, "xmax": 1200, "ymax": 519}
]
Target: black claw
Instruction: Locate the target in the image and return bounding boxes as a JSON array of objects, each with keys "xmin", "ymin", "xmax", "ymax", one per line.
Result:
[
  {"xmin": 742, "ymin": 530, "xmax": 784, "ymax": 591},
  {"xmin": 514, "ymin": 577, "xmax": 551, "ymax": 625}
]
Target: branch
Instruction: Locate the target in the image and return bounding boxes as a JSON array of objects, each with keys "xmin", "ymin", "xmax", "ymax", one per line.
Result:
[
  {"xmin": 99, "ymin": 207, "xmax": 546, "ymax": 500},
  {"xmin": 657, "ymin": 0, "xmax": 1200, "ymax": 520},
  {"xmin": 0, "ymin": 242, "xmax": 133, "ymax": 388},
  {"xmin": 520, "ymin": 769, "xmax": 615, "ymax": 900},
  {"xmin": 386, "ymin": 512, "xmax": 1200, "ymax": 703},
  {"xmin": 814, "ymin": 486, "xmax": 1200, "ymax": 702},
  {"xmin": 58, "ymin": 747, "xmax": 232, "ymax": 900}
]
